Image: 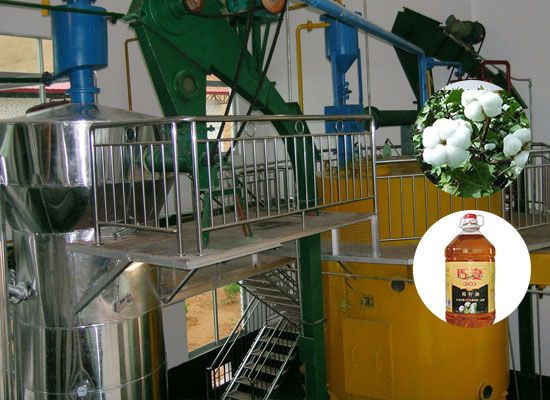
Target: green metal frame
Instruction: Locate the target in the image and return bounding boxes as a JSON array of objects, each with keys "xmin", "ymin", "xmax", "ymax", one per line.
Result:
[{"xmin": 128, "ymin": 0, "xmax": 326, "ymax": 397}]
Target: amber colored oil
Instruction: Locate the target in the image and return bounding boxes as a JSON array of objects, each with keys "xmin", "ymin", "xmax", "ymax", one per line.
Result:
[{"xmin": 445, "ymin": 233, "xmax": 495, "ymax": 328}]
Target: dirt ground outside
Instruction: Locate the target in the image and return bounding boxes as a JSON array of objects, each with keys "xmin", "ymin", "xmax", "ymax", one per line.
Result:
[{"xmin": 186, "ymin": 287, "xmax": 242, "ymax": 352}]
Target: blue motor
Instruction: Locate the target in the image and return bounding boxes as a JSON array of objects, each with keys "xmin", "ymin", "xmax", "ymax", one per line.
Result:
[{"xmin": 51, "ymin": 0, "xmax": 108, "ymax": 104}]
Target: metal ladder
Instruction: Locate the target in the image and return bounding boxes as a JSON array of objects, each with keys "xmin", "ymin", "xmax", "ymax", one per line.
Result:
[{"xmin": 222, "ymin": 268, "xmax": 301, "ymax": 400}]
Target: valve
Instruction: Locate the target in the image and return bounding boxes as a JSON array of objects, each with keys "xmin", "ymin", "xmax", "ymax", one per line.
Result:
[{"xmin": 9, "ymin": 281, "xmax": 36, "ymax": 304}]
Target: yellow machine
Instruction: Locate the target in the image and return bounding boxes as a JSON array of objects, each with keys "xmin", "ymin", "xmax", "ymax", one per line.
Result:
[
  {"xmin": 323, "ymin": 261, "xmax": 508, "ymax": 400},
  {"xmin": 321, "ymin": 161, "xmax": 510, "ymax": 400}
]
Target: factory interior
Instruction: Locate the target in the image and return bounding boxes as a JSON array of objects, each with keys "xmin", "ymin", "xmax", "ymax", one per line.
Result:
[{"xmin": 0, "ymin": 0, "xmax": 549, "ymax": 399}]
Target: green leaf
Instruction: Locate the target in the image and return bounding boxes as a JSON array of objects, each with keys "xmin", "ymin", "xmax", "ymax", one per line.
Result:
[
  {"xmin": 520, "ymin": 113, "xmax": 530, "ymax": 126},
  {"xmin": 439, "ymin": 160, "xmax": 498, "ymax": 198}
]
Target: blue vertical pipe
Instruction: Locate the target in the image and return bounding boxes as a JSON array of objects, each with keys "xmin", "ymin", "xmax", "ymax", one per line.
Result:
[
  {"xmin": 302, "ymin": 0, "xmax": 429, "ymax": 106},
  {"xmin": 51, "ymin": 0, "xmax": 108, "ymax": 104}
]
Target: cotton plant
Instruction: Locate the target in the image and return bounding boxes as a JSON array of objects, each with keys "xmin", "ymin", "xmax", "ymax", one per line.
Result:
[{"xmin": 413, "ymin": 88, "xmax": 531, "ymax": 198}]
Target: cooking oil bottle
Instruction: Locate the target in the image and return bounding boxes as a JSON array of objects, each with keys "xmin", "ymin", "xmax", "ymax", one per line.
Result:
[{"xmin": 445, "ymin": 213, "xmax": 495, "ymax": 328}]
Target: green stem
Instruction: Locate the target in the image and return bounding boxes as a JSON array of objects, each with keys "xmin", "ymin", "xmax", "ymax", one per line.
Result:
[{"xmin": 479, "ymin": 118, "xmax": 490, "ymax": 146}]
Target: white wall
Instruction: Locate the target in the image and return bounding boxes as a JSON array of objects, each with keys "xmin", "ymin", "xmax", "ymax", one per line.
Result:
[{"xmin": 471, "ymin": 0, "xmax": 548, "ymax": 142}]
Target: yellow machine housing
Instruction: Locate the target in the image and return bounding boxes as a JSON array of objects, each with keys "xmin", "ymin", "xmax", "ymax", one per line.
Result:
[{"xmin": 321, "ymin": 161, "xmax": 509, "ymax": 399}]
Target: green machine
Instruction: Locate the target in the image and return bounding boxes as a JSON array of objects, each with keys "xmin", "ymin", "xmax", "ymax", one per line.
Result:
[
  {"xmin": 127, "ymin": 0, "xmax": 326, "ymax": 398},
  {"xmin": 391, "ymin": 8, "xmax": 526, "ymax": 107}
]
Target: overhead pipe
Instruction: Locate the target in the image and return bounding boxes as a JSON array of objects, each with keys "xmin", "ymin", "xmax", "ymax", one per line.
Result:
[
  {"xmin": 124, "ymin": 37, "xmax": 138, "ymax": 111},
  {"xmin": 298, "ymin": 0, "xmax": 463, "ymax": 106},
  {"xmin": 0, "ymin": 0, "xmax": 126, "ymax": 21}
]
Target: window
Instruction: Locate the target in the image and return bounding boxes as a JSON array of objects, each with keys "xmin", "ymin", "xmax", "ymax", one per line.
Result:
[
  {"xmin": 0, "ymin": 34, "xmax": 66, "ymax": 119},
  {"xmin": 210, "ymin": 362, "xmax": 233, "ymax": 388},
  {"xmin": 0, "ymin": 34, "xmax": 53, "ymax": 73},
  {"xmin": 185, "ymin": 285, "xmax": 242, "ymax": 355}
]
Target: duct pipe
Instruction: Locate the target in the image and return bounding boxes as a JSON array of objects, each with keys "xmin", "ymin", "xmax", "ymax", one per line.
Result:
[{"xmin": 298, "ymin": 0, "xmax": 432, "ymax": 105}]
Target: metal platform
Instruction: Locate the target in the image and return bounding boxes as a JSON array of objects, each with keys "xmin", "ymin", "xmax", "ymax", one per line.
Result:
[
  {"xmin": 323, "ymin": 224, "xmax": 550, "ymax": 265},
  {"xmin": 70, "ymin": 211, "xmax": 373, "ymax": 270}
]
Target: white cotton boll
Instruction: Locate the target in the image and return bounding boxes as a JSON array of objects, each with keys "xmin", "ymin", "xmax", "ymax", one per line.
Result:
[
  {"xmin": 422, "ymin": 126, "xmax": 441, "ymax": 149},
  {"xmin": 478, "ymin": 91, "xmax": 503, "ymax": 118},
  {"xmin": 434, "ymin": 118, "xmax": 458, "ymax": 140},
  {"xmin": 503, "ymin": 134, "xmax": 523, "ymax": 157},
  {"xmin": 484, "ymin": 143, "xmax": 496, "ymax": 151},
  {"xmin": 461, "ymin": 90, "xmax": 484, "ymax": 107},
  {"xmin": 464, "ymin": 101, "xmax": 486, "ymax": 122},
  {"xmin": 445, "ymin": 145, "xmax": 469, "ymax": 168},
  {"xmin": 513, "ymin": 150, "xmax": 530, "ymax": 169},
  {"xmin": 456, "ymin": 119, "xmax": 472, "ymax": 133},
  {"xmin": 423, "ymin": 144, "xmax": 447, "ymax": 167},
  {"xmin": 447, "ymin": 125, "xmax": 472, "ymax": 149},
  {"xmin": 513, "ymin": 128, "xmax": 531, "ymax": 145}
]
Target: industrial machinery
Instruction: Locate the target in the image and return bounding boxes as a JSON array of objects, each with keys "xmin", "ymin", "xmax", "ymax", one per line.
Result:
[
  {"xmin": 0, "ymin": 1, "xmax": 171, "ymax": 398},
  {"xmin": 0, "ymin": 0, "xmax": 548, "ymax": 400}
]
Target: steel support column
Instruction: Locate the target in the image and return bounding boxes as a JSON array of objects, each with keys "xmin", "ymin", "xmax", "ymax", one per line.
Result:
[{"xmin": 298, "ymin": 235, "xmax": 327, "ymax": 399}]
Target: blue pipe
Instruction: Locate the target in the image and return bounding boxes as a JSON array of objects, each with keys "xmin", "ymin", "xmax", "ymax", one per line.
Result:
[
  {"xmin": 302, "ymin": 0, "xmax": 465, "ymax": 107},
  {"xmin": 69, "ymin": 69, "xmax": 97, "ymax": 104},
  {"xmin": 51, "ymin": 0, "xmax": 107, "ymax": 103},
  {"xmin": 425, "ymin": 57, "xmax": 464, "ymax": 76},
  {"xmin": 302, "ymin": 0, "xmax": 429, "ymax": 105}
]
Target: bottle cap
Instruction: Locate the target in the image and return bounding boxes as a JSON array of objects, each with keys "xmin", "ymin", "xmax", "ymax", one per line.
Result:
[{"xmin": 460, "ymin": 213, "xmax": 484, "ymax": 230}]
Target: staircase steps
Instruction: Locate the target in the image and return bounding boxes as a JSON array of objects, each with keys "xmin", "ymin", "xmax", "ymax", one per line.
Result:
[
  {"xmin": 218, "ymin": 267, "xmax": 301, "ymax": 400},
  {"xmin": 235, "ymin": 377, "xmax": 276, "ymax": 391},
  {"xmin": 227, "ymin": 390, "xmax": 252, "ymax": 400},
  {"xmin": 243, "ymin": 363, "xmax": 284, "ymax": 377}
]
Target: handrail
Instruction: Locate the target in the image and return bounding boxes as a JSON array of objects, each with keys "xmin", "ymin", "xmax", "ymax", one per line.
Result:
[
  {"xmin": 88, "ymin": 113, "xmax": 373, "ymax": 130},
  {"xmin": 87, "ymin": 113, "xmax": 377, "ymax": 256},
  {"xmin": 208, "ymin": 297, "xmax": 261, "ymax": 371}
]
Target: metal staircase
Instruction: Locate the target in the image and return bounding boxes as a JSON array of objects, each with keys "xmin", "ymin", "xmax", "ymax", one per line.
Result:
[{"xmin": 220, "ymin": 267, "xmax": 302, "ymax": 400}]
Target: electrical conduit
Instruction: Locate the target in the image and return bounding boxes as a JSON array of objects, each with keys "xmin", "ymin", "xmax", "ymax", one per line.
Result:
[{"xmin": 296, "ymin": 20, "xmax": 330, "ymax": 111}]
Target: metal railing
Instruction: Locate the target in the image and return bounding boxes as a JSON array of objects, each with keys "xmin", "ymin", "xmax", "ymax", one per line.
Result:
[
  {"xmin": 207, "ymin": 297, "xmax": 277, "ymax": 399},
  {"xmin": 376, "ymin": 170, "xmax": 503, "ymax": 243},
  {"xmin": 503, "ymin": 148, "xmax": 550, "ymax": 230},
  {"xmin": 374, "ymin": 147, "xmax": 549, "ymax": 243},
  {"xmin": 88, "ymin": 114, "xmax": 376, "ymax": 256}
]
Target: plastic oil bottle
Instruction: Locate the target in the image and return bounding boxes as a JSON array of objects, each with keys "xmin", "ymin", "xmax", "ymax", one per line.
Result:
[{"xmin": 445, "ymin": 213, "xmax": 495, "ymax": 328}]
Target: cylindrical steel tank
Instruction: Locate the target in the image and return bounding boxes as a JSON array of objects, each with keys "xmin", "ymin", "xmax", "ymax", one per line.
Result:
[{"xmin": 0, "ymin": 104, "xmax": 169, "ymax": 399}]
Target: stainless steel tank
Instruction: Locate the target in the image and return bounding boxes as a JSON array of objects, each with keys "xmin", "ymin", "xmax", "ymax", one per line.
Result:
[{"xmin": 0, "ymin": 104, "xmax": 169, "ymax": 399}]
